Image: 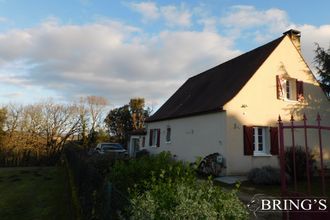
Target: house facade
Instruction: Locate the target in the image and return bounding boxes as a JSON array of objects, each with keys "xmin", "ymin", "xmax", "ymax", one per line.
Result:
[{"xmin": 144, "ymin": 30, "xmax": 330, "ymax": 175}]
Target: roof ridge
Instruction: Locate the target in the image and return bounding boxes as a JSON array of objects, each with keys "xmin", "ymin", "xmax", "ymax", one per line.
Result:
[
  {"xmin": 147, "ymin": 35, "xmax": 285, "ymax": 122},
  {"xmin": 189, "ymin": 35, "xmax": 285, "ymax": 80}
]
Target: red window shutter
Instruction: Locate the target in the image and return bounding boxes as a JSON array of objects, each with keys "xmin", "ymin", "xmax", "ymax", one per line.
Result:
[
  {"xmin": 149, "ymin": 129, "xmax": 153, "ymax": 146},
  {"xmin": 270, "ymin": 127, "xmax": 279, "ymax": 155},
  {"xmin": 156, "ymin": 129, "xmax": 160, "ymax": 147},
  {"xmin": 296, "ymin": 80, "xmax": 304, "ymax": 101},
  {"xmin": 276, "ymin": 75, "xmax": 284, "ymax": 100},
  {"xmin": 243, "ymin": 126, "xmax": 254, "ymax": 155}
]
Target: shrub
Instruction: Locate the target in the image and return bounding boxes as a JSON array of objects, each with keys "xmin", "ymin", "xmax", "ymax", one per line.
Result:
[
  {"xmin": 64, "ymin": 144, "xmax": 117, "ymax": 220},
  {"xmin": 108, "ymin": 151, "xmax": 194, "ymax": 194},
  {"xmin": 285, "ymin": 146, "xmax": 315, "ymax": 181},
  {"xmin": 135, "ymin": 149, "xmax": 149, "ymax": 158},
  {"xmin": 248, "ymin": 166, "xmax": 281, "ymax": 185},
  {"xmin": 130, "ymin": 172, "xmax": 249, "ymax": 220}
]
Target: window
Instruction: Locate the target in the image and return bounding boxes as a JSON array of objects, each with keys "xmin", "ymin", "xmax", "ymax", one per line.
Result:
[
  {"xmin": 166, "ymin": 127, "xmax": 171, "ymax": 143},
  {"xmin": 142, "ymin": 137, "xmax": 145, "ymax": 148},
  {"xmin": 149, "ymin": 128, "xmax": 160, "ymax": 147},
  {"xmin": 252, "ymin": 127, "xmax": 268, "ymax": 155},
  {"xmin": 276, "ymin": 75, "xmax": 304, "ymax": 101},
  {"xmin": 243, "ymin": 126, "xmax": 279, "ymax": 156}
]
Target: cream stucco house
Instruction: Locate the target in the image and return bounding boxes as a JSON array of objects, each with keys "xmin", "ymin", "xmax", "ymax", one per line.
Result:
[{"xmin": 144, "ymin": 30, "xmax": 330, "ymax": 175}]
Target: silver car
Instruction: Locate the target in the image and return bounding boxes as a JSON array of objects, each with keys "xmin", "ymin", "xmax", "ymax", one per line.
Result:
[{"xmin": 95, "ymin": 143, "xmax": 127, "ymax": 155}]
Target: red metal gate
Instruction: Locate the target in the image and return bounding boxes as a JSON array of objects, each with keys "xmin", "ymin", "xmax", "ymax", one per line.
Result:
[{"xmin": 278, "ymin": 114, "xmax": 330, "ymax": 219}]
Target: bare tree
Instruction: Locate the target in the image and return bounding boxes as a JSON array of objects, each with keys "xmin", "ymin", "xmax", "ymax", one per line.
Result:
[
  {"xmin": 40, "ymin": 99, "xmax": 80, "ymax": 154},
  {"xmin": 86, "ymin": 96, "xmax": 108, "ymax": 132}
]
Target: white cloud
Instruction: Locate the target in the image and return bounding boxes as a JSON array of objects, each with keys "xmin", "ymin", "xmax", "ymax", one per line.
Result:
[
  {"xmin": 128, "ymin": 1, "xmax": 160, "ymax": 22},
  {"xmin": 160, "ymin": 5, "xmax": 192, "ymax": 27},
  {"xmin": 128, "ymin": 2, "xmax": 192, "ymax": 28},
  {"xmin": 220, "ymin": 5, "xmax": 290, "ymax": 43},
  {"xmin": 292, "ymin": 24, "xmax": 330, "ymax": 71},
  {"xmin": 221, "ymin": 5, "xmax": 288, "ymax": 30},
  {"xmin": 0, "ymin": 19, "xmax": 239, "ymax": 106},
  {"xmin": 0, "ymin": 17, "xmax": 7, "ymax": 23}
]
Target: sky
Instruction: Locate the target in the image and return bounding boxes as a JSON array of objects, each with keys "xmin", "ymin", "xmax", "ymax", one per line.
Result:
[{"xmin": 0, "ymin": 0, "xmax": 330, "ymax": 110}]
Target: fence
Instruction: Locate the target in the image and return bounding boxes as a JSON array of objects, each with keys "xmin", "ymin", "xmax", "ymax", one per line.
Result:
[{"xmin": 278, "ymin": 114, "xmax": 330, "ymax": 219}]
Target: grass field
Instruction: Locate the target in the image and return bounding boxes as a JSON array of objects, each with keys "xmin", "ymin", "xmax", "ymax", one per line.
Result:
[{"xmin": 0, "ymin": 166, "xmax": 73, "ymax": 220}]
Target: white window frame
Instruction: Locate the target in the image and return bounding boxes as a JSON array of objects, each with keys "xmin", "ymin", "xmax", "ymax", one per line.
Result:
[
  {"xmin": 165, "ymin": 127, "xmax": 171, "ymax": 143},
  {"xmin": 253, "ymin": 127, "xmax": 271, "ymax": 156},
  {"xmin": 150, "ymin": 128, "xmax": 160, "ymax": 147},
  {"xmin": 281, "ymin": 78, "xmax": 297, "ymax": 101}
]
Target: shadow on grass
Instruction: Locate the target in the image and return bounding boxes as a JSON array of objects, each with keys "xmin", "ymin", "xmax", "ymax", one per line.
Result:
[{"xmin": 0, "ymin": 166, "xmax": 74, "ymax": 220}]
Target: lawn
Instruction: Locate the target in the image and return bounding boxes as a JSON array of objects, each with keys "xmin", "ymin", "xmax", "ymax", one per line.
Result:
[{"xmin": 0, "ymin": 166, "xmax": 74, "ymax": 220}]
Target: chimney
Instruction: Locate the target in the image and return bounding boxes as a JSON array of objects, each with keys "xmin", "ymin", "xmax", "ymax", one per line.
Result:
[{"xmin": 283, "ymin": 29, "xmax": 301, "ymax": 52}]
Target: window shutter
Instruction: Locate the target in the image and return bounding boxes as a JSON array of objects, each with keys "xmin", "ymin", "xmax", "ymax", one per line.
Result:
[
  {"xmin": 243, "ymin": 126, "xmax": 254, "ymax": 155},
  {"xmin": 156, "ymin": 129, "xmax": 160, "ymax": 147},
  {"xmin": 296, "ymin": 80, "xmax": 304, "ymax": 101},
  {"xmin": 270, "ymin": 127, "xmax": 279, "ymax": 155},
  {"xmin": 149, "ymin": 129, "xmax": 153, "ymax": 146},
  {"xmin": 276, "ymin": 75, "xmax": 284, "ymax": 99}
]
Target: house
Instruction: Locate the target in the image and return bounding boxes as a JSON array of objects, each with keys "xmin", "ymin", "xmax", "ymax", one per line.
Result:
[
  {"xmin": 127, "ymin": 128, "xmax": 146, "ymax": 157},
  {"xmin": 144, "ymin": 30, "xmax": 330, "ymax": 175}
]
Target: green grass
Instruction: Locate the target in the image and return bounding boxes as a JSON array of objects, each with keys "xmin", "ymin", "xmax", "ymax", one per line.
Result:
[{"xmin": 0, "ymin": 166, "xmax": 74, "ymax": 220}]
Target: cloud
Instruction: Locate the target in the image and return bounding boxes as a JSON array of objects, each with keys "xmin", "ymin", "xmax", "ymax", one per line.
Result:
[
  {"xmin": 221, "ymin": 5, "xmax": 289, "ymax": 30},
  {"xmin": 128, "ymin": 1, "xmax": 160, "ymax": 22},
  {"xmin": 218, "ymin": 5, "xmax": 330, "ymax": 77},
  {"xmin": 0, "ymin": 19, "xmax": 239, "ymax": 106},
  {"xmin": 0, "ymin": 17, "xmax": 7, "ymax": 23},
  {"xmin": 128, "ymin": 2, "xmax": 192, "ymax": 27},
  {"xmin": 160, "ymin": 5, "xmax": 192, "ymax": 27},
  {"xmin": 291, "ymin": 24, "xmax": 330, "ymax": 71},
  {"xmin": 220, "ymin": 5, "xmax": 290, "ymax": 43}
]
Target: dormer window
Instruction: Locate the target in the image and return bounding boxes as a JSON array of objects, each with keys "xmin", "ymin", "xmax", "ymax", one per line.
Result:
[{"xmin": 276, "ymin": 75, "xmax": 304, "ymax": 101}]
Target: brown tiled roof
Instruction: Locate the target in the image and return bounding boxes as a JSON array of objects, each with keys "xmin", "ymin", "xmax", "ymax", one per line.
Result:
[{"xmin": 147, "ymin": 36, "xmax": 285, "ymax": 122}]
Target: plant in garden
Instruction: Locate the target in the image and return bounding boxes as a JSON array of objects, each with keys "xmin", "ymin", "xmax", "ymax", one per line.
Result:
[
  {"xmin": 108, "ymin": 151, "xmax": 194, "ymax": 193},
  {"xmin": 285, "ymin": 146, "xmax": 315, "ymax": 181},
  {"xmin": 130, "ymin": 172, "xmax": 249, "ymax": 220},
  {"xmin": 247, "ymin": 166, "xmax": 281, "ymax": 185}
]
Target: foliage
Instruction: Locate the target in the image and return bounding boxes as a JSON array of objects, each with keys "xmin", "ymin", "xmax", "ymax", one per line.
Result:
[
  {"xmin": 108, "ymin": 151, "xmax": 193, "ymax": 194},
  {"xmin": 285, "ymin": 146, "xmax": 315, "ymax": 181},
  {"xmin": 129, "ymin": 98, "xmax": 150, "ymax": 130},
  {"xmin": 314, "ymin": 43, "xmax": 330, "ymax": 97},
  {"xmin": 104, "ymin": 98, "xmax": 150, "ymax": 144},
  {"xmin": 135, "ymin": 149, "xmax": 150, "ymax": 158},
  {"xmin": 64, "ymin": 143, "xmax": 120, "ymax": 220},
  {"xmin": 104, "ymin": 104, "xmax": 132, "ymax": 144},
  {"xmin": 109, "ymin": 152, "xmax": 248, "ymax": 219},
  {"xmin": 130, "ymin": 169, "xmax": 248, "ymax": 220},
  {"xmin": 247, "ymin": 166, "xmax": 281, "ymax": 185}
]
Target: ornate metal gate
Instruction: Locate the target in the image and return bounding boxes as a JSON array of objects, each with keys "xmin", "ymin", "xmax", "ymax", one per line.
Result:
[{"xmin": 278, "ymin": 114, "xmax": 330, "ymax": 219}]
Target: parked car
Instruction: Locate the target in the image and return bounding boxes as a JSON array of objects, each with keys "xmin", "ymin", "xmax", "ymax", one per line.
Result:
[{"xmin": 95, "ymin": 143, "xmax": 128, "ymax": 156}]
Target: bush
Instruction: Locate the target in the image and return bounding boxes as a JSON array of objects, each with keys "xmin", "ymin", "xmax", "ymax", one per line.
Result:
[
  {"xmin": 64, "ymin": 144, "xmax": 118, "ymax": 220},
  {"xmin": 108, "ymin": 151, "xmax": 194, "ymax": 194},
  {"xmin": 285, "ymin": 146, "xmax": 315, "ymax": 181},
  {"xmin": 135, "ymin": 149, "xmax": 150, "ymax": 158},
  {"xmin": 248, "ymin": 166, "xmax": 281, "ymax": 185},
  {"xmin": 130, "ymin": 172, "xmax": 249, "ymax": 219}
]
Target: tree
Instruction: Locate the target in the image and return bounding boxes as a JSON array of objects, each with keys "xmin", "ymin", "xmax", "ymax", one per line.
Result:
[
  {"xmin": 129, "ymin": 98, "xmax": 150, "ymax": 130},
  {"xmin": 0, "ymin": 108, "xmax": 6, "ymax": 145},
  {"xmin": 314, "ymin": 44, "xmax": 330, "ymax": 97},
  {"xmin": 104, "ymin": 105, "xmax": 132, "ymax": 144},
  {"xmin": 86, "ymin": 96, "xmax": 108, "ymax": 132},
  {"xmin": 104, "ymin": 98, "xmax": 151, "ymax": 145}
]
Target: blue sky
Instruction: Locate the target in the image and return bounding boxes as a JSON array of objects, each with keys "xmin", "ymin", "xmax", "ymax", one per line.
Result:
[{"xmin": 0, "ymin": 0, "xmax": 330, "ymax": 108}]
